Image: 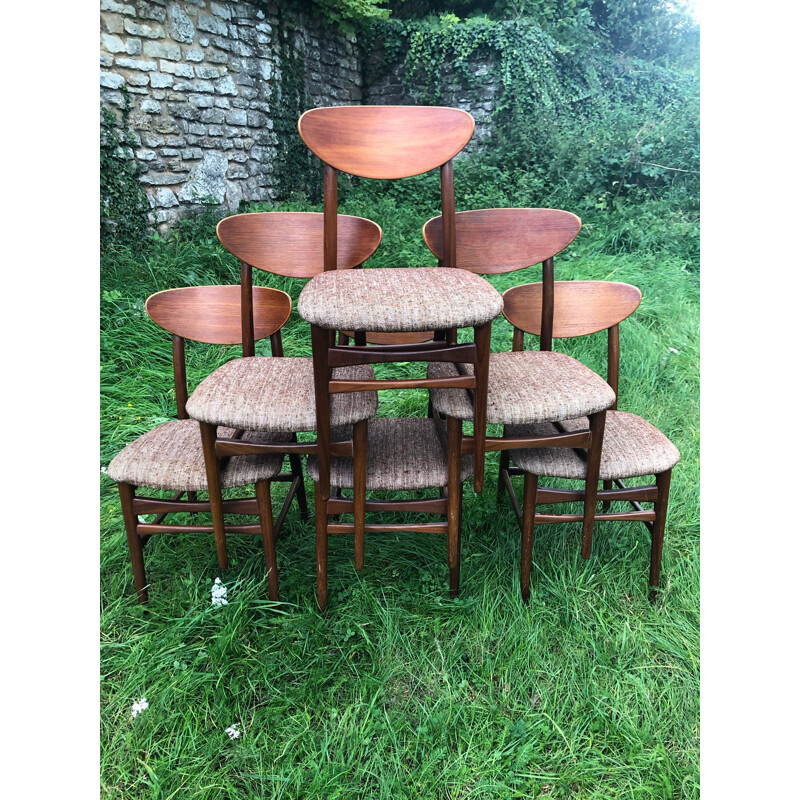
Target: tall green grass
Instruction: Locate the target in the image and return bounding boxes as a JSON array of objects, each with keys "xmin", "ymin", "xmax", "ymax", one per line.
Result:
[{"xmin": 100, "ymin": 196, "xmax": 698, "ymax": 799}]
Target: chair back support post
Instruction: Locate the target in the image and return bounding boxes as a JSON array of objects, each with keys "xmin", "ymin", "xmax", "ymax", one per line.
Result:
[
  {"xmin": 240, "ymin": 260, "xmax": 255, "ymax": 357},
  {"xmin": 607, "ymin": 324, "xmax": 620, "ymax": 409},
  {"xmin": 440, "ymin": 160, "xmax": 456, "ymax": 268},
  {"xmin": 270, "ymin": 330, "xmax": 284, "ymax": 358},
  {"xmin": 324, "ymin": 163, "xmax": 338, "ymax": 272},
  {"xmin": 172, "ymin": 333, "xmax": 189, "ymax": 419},
  {"xmin": 540, "ymin": 257, "xmax": 554, "ymax": 351}
]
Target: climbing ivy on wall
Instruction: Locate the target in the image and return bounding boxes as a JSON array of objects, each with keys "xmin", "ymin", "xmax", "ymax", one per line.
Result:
[{"xmin": 100, "ymin": 87, "xmax": 150, "ymax": 246}]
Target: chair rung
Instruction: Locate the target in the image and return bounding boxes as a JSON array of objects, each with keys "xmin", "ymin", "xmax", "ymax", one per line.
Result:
[{"xmin": 327, "ymin": 522, "xmax": 449, "ymax": 535}]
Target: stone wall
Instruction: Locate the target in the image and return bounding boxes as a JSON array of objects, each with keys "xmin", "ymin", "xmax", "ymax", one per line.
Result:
[{"xmin": 100, "ymin": 0, "xmax": 362, "ymax": 233}]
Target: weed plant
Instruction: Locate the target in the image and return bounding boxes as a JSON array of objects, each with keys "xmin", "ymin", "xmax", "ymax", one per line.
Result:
[{"xmin": 100, "ymin": 189, "xmax": 698, "ymax": 798}]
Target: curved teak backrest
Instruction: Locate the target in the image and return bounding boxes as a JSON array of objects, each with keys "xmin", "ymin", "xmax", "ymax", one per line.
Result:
[
  {"xmin": 216, "ymin": 212, "xmax": 383, "ymax": 277},
  {"xmin": 298, "ymin": 106, "xmax": 475, "ymax": 179},
  {"xmin": 502, "ymin": 281, "xmax": 641, "ymax": 339},
  {"xmin": 146, "ymin": 285, "xmax": 292, "ymax": 345},
  {"xmin": 422, "ymin": 208, "xmax": 582, "ymax": 274}
]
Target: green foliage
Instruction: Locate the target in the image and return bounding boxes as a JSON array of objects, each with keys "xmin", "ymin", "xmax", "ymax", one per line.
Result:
[
  {"xmin": 310, "ymin": 0, "xmax": 391, "ymax": 31},
  {"xmin": 100, "ymin": 87, "xmax": 150, "ymax": 246}
]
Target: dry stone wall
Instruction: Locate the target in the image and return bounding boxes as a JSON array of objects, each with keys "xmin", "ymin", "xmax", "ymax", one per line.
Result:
[{"xmin": 100, "ymin": 0, "xmax": 362, "ymax": 233}]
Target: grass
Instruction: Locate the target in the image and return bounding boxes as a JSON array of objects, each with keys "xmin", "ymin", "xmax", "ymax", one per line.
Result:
[{"xmin": 100, "ymin": 193, "xmax": 699, "ymax": 799}]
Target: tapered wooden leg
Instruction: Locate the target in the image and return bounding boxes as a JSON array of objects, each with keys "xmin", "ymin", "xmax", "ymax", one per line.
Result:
[
  {"xmin": 199, "ymin": 421, "xmax": 228, "ymax": 570},
  {"xmin": 353, "ymin": 419, "xmax": 368, "ymax": 571},
  {"xmin": 581, "ymin": 410, "xmax": 606, "ymax": 559},
  {"xmin": 498, "ymin": 448, "xmax": 510, "ymax": 503},
  {"xmin": 602, "ymin": 480, "xmax": 612, "ymax": 512},
  {"xmin": 520, "ymin": 472, "xmax": 538, "ymax": 603},
  {"xmin": 649, "ymin": 469, "xmax": 672, "ymax": 602},
  {"xmin": 472, "ymin": 322, "xmax": 492, "ymax": 494},
  {"xmin": 255, "ymin": 480, "xmax": 279, "ymax": 601},
  {"xmin": 314, "ymin": 481, "xmax": 328, "ymax": 611},
  {"xmin": 119, "ymin": 482, "xmax": 148, "ymax": 603},
  {"xmin": 288, "ymin": 435, "xmax": 309, "ymax": 520},
  {"xmin": 447, "ymin": 415, "xmax": 463, "ymax": 596}
]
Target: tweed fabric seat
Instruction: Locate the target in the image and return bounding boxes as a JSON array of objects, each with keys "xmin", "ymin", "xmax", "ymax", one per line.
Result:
[
  {"xmin": 108, "ymin": 420, "xmax": 289, "ymax": 492},
  {"xmin": 297, "ymin": 268, "xmax": 503, "ymax": 332},
  {"xmin": 185, "ymin": 357, "xmax": 378, "ymax": 432},
  {"xmin": 306, "ymin": 417, "xmax": 474, "ymax": 491},
  {"xmin": 428, "ymin": 350, "xmax": 615, "ymax": 425},
  {"xmin": 508, "ymin": 411, "xmax": 680, "ymax": 481}
]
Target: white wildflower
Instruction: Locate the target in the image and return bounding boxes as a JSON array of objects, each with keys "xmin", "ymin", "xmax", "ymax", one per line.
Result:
[
  {"xmin": 211, "ymin": 577, "xmax": 228, "ymax": 607},
  {"xmin": 131, "ymin": 697, "xmax": 149, "ymax": 718},
  {"xmin": 100, "ymin": 466, "xmax": 108, "ymax": 475},
  {"xmin": 225, "ymin": 723, "xmax": 241, "ymax": 740},
  {"xmin": 138, "ymin": 516, "xmax": 147, "ymax": 523},
  {"xmin": 668, "ymin": 347, "xmax": 679, "ymax": 354}
]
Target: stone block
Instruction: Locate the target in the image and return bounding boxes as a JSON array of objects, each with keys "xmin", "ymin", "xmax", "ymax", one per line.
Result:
[
  {"xmin": 155, "ymin": 187, "xmax": 179, "ymax": 207},
  {"xmin": 246, "ymin": 110, "xmax": 265, "ymax": 127},
  {"xmin": 167, "ymin": 4, "xmax": 195, "ymax": 43},
  {"xmin": 208, "ymin": 124, "xmax": 224, "ymax": 135},
  {"xmin": 195, "ymin": 65, "xmax": 220, "ymax": 79},
  {"xmin": 182, "ymin": 147, "xmax": 203, "ymax": 160},
  {"xmin": 184, "ymin": 48, "xmax": 204, "ymax": 62},
  {"xmin": 142, "ymin": 133, "xmax": 165, "ymax": 147},
  {"xmin": 126, "ymin": 72, "xmax": 150, "ymax": 86},
  {"xmin": 135, "ymin": 1, "xmax": 166, "ymax": 22},
  {"xmin": 209, "ymin": 2, "xmax": 231, "ymax": 20},
  {"xmin": 136, "ymin": 148, "xmax": 157, "ymax": 160},
  {"xmin": 143, "ymin": 40, "xmax": 182, "ymax": 60},
  {"xmin": 188, "ymin": 93, "xmax": 215, "ymax": 107},
  {"xmin": 160, "ymin": 60, "xmax": 194, "ymax": 77},
  {"xmin": 116, "ymin": 57, "xmax": 158, "ymax": 71},
  {"xmin": 140, "ymin": 98, "xmax": 162, "ymax": 113},
  {"xmin": 100, "ymin": 53, "xmax": 114, "ymax": 68},
  {"xmin": 100, "ymin": 71, "xmax": 125, "ymax": 89},
  {"xmin": 126, "ymin": 38, "xmax": 143, "ymax": 55},
  {"xmin": 187, "ymin": 122, "xmax": 207, "ymax": 135},
  {"xmin": 149, "ymin": 72, "xmax": 173, "ymax": 88},
  {"xmin": 178, "ymin": 152, "xmax": 228, "ymax": 203},
  {"xmin": 201, "ymin": 108, "xmax": 225, "ymax": 124},
  {"xmin": 101, "ymin": 0, "xmax": 135, "ymax": 14},
  {"xmin": 205, "ymin": 47, "xmax": 228, "ymax": 63},
  {"xmin": 123, "ymin": 20, "xmax": 165, "ymax": 39},
  {"xmin": 197, "ymin": 14, "xmax": 227, "ymax": 35},
  {"xmin": 225, "ymin": 108, "xmax": 247, "ymax": 125},
  {"xmin": 141, "ymin": 172, "xmax": 183, "ymax": 186},
  {"xmin": 128, "ymin": 86, "xmax": 149, "ymax": 95},
  {"xmin": 103, "ymin": 14, "xmax": 125, "ymax": 34},
  {"xmin": 214, "ymin": 97, "xmax": 231, "ymax": 109},
  {"xmin": 101, "ymin": 33, "xmax": 125, "ymax": 53},
  {"xmin": 215, "ymin": 75, "xmax": 238, "ymax": 95}
]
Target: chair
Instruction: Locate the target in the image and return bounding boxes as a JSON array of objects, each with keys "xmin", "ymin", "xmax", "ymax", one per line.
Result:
[
  {"xmin": 185, "ymin": 212, "xmax": 384, "ymax": 578},
  {"xmin": 499, "ymin": 281, "xmax": 680, "ymax": 601},
  {"xmin": 107, "ymin": 285, "xmax": 297, "ymax": 603},
  {"xmin": 296, "ymin": 105, "xmax": 503, "ymax": 609},
  {"xmin": 422, "ymin": 208, "xmax": 615, "ymax": 571}
]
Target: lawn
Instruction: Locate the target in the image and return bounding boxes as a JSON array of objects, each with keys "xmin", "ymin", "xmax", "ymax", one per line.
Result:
[{"xmin": 100, "ymin": 193, "xmax": 699, "ymax": 799}]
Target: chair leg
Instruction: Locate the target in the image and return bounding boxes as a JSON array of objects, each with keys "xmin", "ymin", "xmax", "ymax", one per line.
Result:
[
  {"xmin": 649, "ymin": 469, "xmax": 672, "ymax": 602},
  {"xmin": 119, "ymin": 482, "xmax": 148, "ymax": 604},
  {"xmin": 447, "ymin": 415, "xmax": 463, "ymax": 596},
  {"xmin": 498, "ymin": 449, "xmax": 510, "ymax": 503},
  {"xmin": 198, "ymin": 421, "xmax": 228, "ymax": 570},
  {"xmin": 520, "ymin": 472, "xmax": 538, "ymax": 603},
  {"xmin": 353, "ymin": 419, "xmax": 368, "ymax": 572},
  {"xmin": 314, "ymin": 482, "xmax": 328, "ymax": 611},
  {"xmin": 288, "ymin": 445, "xmax": 309, "ymax": 521},
  {"xmin": 581, "ymin": 410, "xmax": 606, "ymax": 559},
  {"xmin": 602, "ymin": 480, "xmax": 612, "ymax": 512},
  {"xmin": 255, "ymin": 480, "xmax": 279, "ymax": 601}
]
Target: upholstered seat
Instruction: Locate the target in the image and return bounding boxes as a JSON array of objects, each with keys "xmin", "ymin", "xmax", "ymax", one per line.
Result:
[
  {"xmin": 306, "ymin": 417, "xmax": 474, "ymax": 491},
  {"xmin": 428, "ymin": 350, "xmax": 616, "ymax": 425},
  {"xmin": 296, "ymin": 268, "xmax": 503, "ymax": 332},
  {"xmin": 185, "ymin": 357, "xmax": 378, "ymax": 432},
  {"xmin": 108, "ymin": 420, "xmax": 289, "ymax": 492},
  {"xmin": 508, "ymin": 411, "xmax": 680, "ymax": 481}
]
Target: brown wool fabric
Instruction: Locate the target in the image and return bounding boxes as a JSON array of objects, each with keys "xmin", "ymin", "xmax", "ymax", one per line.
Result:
[
  {"xmin": 508, "ymin": 411, "xmax": 680, "ymax": 481},
  {"xmin": 297, "ymin": 268, "xmax": 503, "ymax": 332},
  {"xmin": 428, "ymin": 350, "xmax": 616, "ymax": 425},
  {"xmin": 108, "ymin": 420, "xmax": 290, "ymax": 492},
  {"xmin": 306, "ymin": 417, "xmax": 474, "ymax": 491},
  {"xmin": 185, "ymin": 357, "xmax": 378, "ymax": 432}
]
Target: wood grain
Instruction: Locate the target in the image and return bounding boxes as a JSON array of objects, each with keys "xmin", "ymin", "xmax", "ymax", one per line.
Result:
[
  {"xmin": 422, "ymin": 208, "xmax": 581, "ymax": 273},
  {"xmin": 216, "ymin": 211, "xmax": 382, "ymax": 277},
  {"xmin": 298, "ymin": 105, "xmax": 474, "ymax": 179},
  {"xmin": 502, "ymin": 281, "xmax": 642, "ymax": 338},
  {"xmin": 146, "ymin": 285, "xmax": 292, "ymax": 345}
]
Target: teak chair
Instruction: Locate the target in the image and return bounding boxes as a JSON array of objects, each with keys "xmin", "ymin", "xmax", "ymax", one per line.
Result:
[
  {"xmin": 185, "ymin": 212, "xmax": 384, "ymax": 576},
  {"xmin": 296, "ymin": 105, "xmax": 503, "ymax": 609},
  {"xmin": 422, "ymin": 208, "xmax": 615, "ymax": 566},
  {"xmin": 498, "ymin": 281, "xmax": 680, "ymax": 601},
  {"xmin": 108, "ymin": 285, "xmax": 298, "ymax": 603}
]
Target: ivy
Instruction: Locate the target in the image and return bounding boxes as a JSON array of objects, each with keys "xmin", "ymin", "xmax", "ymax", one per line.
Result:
[{"xmin": 100, "ymin": 87, "xmax": 150, "ymax": 246}]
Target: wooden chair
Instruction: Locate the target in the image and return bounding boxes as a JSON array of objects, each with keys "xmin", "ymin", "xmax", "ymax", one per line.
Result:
[
  {"xmin": 185, "ymin": 212, "xmax": 384, "ymax": 578},
  {"xmin": 499, "ymin": 281, "xmax": 680, "ymax": 601},
  {"xmin": 296, "ymin": 105, "xmax": 503, "ymax": 610},
  {"xmin": 422, "ymin": 208, "xmax": 615, "ymax": 571},
  {"xmin": 107, "ymin": 285, "xmax": 297, "ymax": 603}
]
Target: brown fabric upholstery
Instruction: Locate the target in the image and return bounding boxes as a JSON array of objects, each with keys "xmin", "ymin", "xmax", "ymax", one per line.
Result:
[
  {"xmin": 185, "ymin": 357, "xmax": 378, "ymax": 432},
  {"xmin": 428, "ymin": 351, "xmax": 615, "ymax": 425},
  {"xmin": 508, "ymin": 411, "xmax": 680, "ymax": 480},
  {"xmin": 297, "ymin": 268, "xmax": 503, "ymax": 332},
  {"xmin": 306, "ymin": 417, "xmax": 474, "ymax": 490},
  {"xmin": 108, "ymin": 420, "xmax": 289, "ymax": 491}
]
